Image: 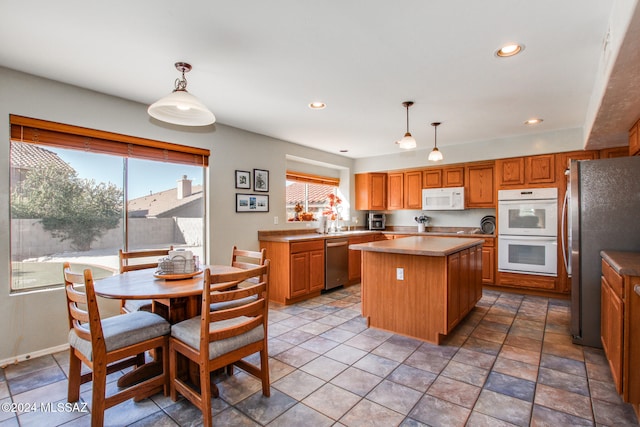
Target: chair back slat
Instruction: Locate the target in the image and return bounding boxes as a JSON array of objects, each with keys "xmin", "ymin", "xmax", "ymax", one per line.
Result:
[
  {"xmin": 63, "ymin": 262, "xmax": 105, "ymax": 354},
  {"xmin": 209, "ymin": 315, "xmax": 264, "ymax": 342},
  {"xmin": 200, "ymin": 261, "xmax": 270, "ymax": 360},
  {"xmin": 231, "ymin": 246, "xmax": 266, "ymax": 269},
  {"xmin": 119, "ymin": 247, "xmax": 173, "ymax": 273}
]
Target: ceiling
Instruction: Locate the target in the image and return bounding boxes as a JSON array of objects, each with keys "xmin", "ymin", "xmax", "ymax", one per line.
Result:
[{"xmin": 1, "ymin": 1, "xmax": 639, "ymax": 159}]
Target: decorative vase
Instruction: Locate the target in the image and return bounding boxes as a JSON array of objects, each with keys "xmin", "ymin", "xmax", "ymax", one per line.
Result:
[{"xmin": 418, "ymin": 223, "xmax": 425, "ymax": 233}]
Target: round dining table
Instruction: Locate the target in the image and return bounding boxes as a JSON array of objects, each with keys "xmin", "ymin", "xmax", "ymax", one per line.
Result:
[
  {"xmin": 93, "ymin": 264, "xmax": 242, "ymax": 389},
  {"xmin": 94, "ymin": 264, "xmax": 241, "ymax": 324}
]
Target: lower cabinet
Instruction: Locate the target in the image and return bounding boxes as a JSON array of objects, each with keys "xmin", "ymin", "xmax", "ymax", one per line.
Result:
[
  {"xmin": 260, "ymin": 239, "xmax": 325, "ymax": 304},
  {"xmin": 600, "ymin": 253, "xmax": 640, "ymax": 417},
  {"xmin": 447, "ymin": 245, "xmax": 482, "ymax": 332},
  {"xmin": 348, "ymin": 235, "xmax": 375, "ymax": 284}
]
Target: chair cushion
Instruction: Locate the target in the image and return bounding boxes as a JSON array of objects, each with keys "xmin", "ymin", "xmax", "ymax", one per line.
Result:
[
  {"xmin": 123, "ymin": 298, "xmax": 153, "ymax": 313},
  {"xmin": 69, "ymin": 311, "xmax": 170, "ymax": 362},
  {"xmin": 171, "ymin": 316, "xmax": 264, "ymax": 360},
  {"xmin": 210, "ymin": 294, "xmax": 258, "ymax": 311}
]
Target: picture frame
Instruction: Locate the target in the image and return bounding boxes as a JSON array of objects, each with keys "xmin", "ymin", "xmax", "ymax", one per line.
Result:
[
  {"xmin": 235, "ymin": 170, "xmax": 251, "ymax": 189},
  {"xmin": 253, "ymin": 169, "xmax": 269, "ymax": 192},
  {"xmin": 236, "ymin": 194, "xmax": 269, "ymax": 212}
]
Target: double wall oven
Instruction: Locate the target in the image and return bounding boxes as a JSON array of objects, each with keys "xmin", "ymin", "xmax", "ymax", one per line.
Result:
[{"xmin": 498, "ymin": 188, "xmax": 558, "ymax": 276}]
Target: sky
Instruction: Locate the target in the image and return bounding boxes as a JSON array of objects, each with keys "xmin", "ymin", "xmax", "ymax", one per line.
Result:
[{"xmin": 47, "ymin": 147, "xmax": 204, "ymax": 199}]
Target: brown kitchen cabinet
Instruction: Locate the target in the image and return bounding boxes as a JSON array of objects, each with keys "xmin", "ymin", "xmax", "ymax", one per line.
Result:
[
  {"xmin": 355, "ymin": 173, "xmax": 387, "ymax": 210},
  {"xmin": 387, "ymin": 172, "xmax": 404, "ymax": 210},
  {"xmin": 601, "ymin": 258, "xmax": 624, "ymax": 393},
  {"xmin": 423, "ymin": 168, "xmax": 442, "ymax": 188},
  {"xmin": 481, "ymin": 238, "xmax": 495, "ymax": 285},
  {"xmin": 600, "ymin": 146, "xmax": 630, "ymax": 158},
  {"xmin": 443, "ymin": 166, "xmax": 465, "ymax": 187},
  {"xmin": 630, "ymin": 119, "xmax": 639, "ymax": 156},
  {"xmin": 496, "ymin": 154, "xmax": 556, "ymax": 188},
  {"xmin": 348, "ymin": 234, "xmax": 376, "ymax": 284},
  {"xmin": 465, "ymin": 162, "xmax": 495, "ymax": 208},
  {"xmin": 600, "ymin": 252, "xmax": 640, "ymax": 413},
  {"xmin": 447, "ymin": 245, "xmax": 482, "ymax": 331},
  {"xmin": 259, "ymin": 239, "xmax": 325, "ymax": 304},
  {"xmin": 404, "ymin": 170, "xmax": 423, "ymax": 209}
]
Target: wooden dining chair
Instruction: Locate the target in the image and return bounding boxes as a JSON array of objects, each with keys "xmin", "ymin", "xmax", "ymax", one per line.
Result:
[
  {"xmin": 169, "ymin": 261, "xmax": 271, "ymax": 427},
  {"xmin": 118, "ymin": 246, "xmax": 173, "ymax": 313},
  {"xmin": 63, "ymin": 262, "xmax": 171, "ymax": 427},
  {"xmin": 208, "ymin": 246, "xmax": 267, "ymax": 313}
]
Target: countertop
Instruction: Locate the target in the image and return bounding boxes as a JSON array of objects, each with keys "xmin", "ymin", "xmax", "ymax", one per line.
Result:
[
  {"xmin": 600, "ymin": 250, "xmax": 640, "ymax": 276},
  {"xmin": 349, "ymin": 235, "xmax": 484, "ymax": 256},
  {"xmin": 258, "ymin": 229, "xmax": 494, "ymax": 243}
]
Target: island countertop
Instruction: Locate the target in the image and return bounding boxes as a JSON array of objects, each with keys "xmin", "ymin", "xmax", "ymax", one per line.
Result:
[{"xmin": 350, "ymin": 235, "xmax": 484, "ymax": 256}]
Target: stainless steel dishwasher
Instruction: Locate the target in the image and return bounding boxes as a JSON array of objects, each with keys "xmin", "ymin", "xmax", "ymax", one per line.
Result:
[{"xmin": 325, "ymin": 238, "xmax": 349, "ymax": 290}]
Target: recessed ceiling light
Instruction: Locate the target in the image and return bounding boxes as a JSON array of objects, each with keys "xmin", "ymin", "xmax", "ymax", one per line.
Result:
[
  {"xmin": 524, "ymin": 118, "xmax": 543, "ymax": 125},
  {"xmin": 309, "ymin": 101, "xmax": 326, "ymax": 109},
  {"xmin": 496, "ymin": 43, "xmax": 524, "ymax": 58}
]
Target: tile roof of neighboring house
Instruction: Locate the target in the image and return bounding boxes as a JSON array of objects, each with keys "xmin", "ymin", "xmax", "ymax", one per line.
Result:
[
  {"xmin": 286, "ymin": 182, "xmax": 331, "ymax": 205},
  {"xmin": 127, "ymin": 185, "xmax": 203, "ymax": 218},
  {"xmin": 10, "ymin": 141, "xmax": 74, "ymax": 171}
]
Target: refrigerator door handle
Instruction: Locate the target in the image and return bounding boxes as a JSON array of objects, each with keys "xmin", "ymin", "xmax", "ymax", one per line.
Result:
[{"xmin": 561, "ymin": 189, "xmax": 570, "ymax": 274}]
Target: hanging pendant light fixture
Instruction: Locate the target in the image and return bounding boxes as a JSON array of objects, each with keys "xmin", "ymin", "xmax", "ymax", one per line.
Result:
[
  {"xmin": 148, "ymin": 62, "xmax": 216, "ymax": 126},
  {"xmin": 395, "ymin": 101, "xmax": 417, "ymax": 150},
  {"xmin": 428, "ymin": 122, "xmax": 444, "ymax": 161}
]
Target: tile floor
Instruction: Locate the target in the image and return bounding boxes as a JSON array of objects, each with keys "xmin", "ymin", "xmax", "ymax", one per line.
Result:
[{"xmin": 1, "ymin": 286, "xmax": 639, "ymax": 426}]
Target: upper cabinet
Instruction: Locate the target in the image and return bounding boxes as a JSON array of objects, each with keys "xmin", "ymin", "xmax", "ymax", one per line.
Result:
[
  {"xmin": 630, "ymin": 118, "xmax": 639, "ymax": 156},
  {"xmin": 423, "ymin": 169, "xmax": 442, "ymax": 188},
  {"xmin": 355, "ymin": 173, "xmax": 387, "ymax": 211},
  {"xmin": 387, "ymin": 172, "xmax": 404, "ymax": 210},
  {"xmin": 465, "ymin": 162, "xmax": 495, "ymax": 208},
  {"xmin": 496, "ymin": 154, "xmax": 556, "ymax": 188},
  {"xmin": 443, "ymin": 166, "xmax": 465, "ymax": 187},
  {"xmin": 404, "ymin": 170, "xmax": 423, "ymax": 210}
]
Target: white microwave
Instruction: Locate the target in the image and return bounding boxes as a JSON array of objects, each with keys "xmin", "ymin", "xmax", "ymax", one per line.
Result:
[{"xmin": 422, "ymin": 187, "xmax": 465, "ymax": 210}]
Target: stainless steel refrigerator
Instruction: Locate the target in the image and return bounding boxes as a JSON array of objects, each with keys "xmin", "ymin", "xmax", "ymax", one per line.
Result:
[{"xmin": 570, "ymin": 155, "xmax": 640, "ymax": 347}]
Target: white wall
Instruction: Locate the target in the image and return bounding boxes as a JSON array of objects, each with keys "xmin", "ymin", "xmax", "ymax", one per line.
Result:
[{"xmin": 0, "ymin": 67, "xmax": 353, "ymax": 362}]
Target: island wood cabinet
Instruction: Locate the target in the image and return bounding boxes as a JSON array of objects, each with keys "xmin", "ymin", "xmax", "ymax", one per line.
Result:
[
  {"xmin": 600, "ymin": 253, "xmax": 640, "ymax": 415},
  {"xmin": 447, "ymin": 245, "xmax": 482, "ymax": 331},
  {"xmin": 259, "ymin": 240, "xmax": 324, "ymax": 304},
  {"xmin": 356, "ymin": 237, "xmax": 483, "ymax": 344},
  {"xmin": 355, "ymin": 173, "xmax": 387, "ymax": 211}
]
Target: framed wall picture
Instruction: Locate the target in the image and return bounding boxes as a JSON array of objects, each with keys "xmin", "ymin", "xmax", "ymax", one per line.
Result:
[
  {"xmin": 235, "ymin": 170, "xmax": 251, "ymax": 189},
  {"xmin": 253, "ymin": 169, "xmax": 269, "ymax": 192},
  {"xmin": 236, "ymin": 194, "xmax": 269, "ymax": 212}
]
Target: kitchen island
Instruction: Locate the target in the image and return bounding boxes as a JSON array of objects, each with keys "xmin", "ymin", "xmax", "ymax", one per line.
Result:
[{"xmin": 350, "ymin": 236, "xmax": 484, "ymax": 344}]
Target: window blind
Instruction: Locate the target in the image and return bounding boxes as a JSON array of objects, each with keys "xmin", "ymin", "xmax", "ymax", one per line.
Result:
[
  {"xmin": 286, "ymin": 171, "xmax": 339, "ymax": 186},
  {"xmin": 10, "ymin": 115, "xmax": 210, "ymax": 166}
]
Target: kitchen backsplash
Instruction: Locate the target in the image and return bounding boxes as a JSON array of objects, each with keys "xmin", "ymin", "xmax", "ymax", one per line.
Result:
[{"xmin": 385, "ymin": 208, "xmax": 496, "ymax": 228}]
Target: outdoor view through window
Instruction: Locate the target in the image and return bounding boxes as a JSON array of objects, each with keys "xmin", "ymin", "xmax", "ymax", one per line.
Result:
[{"xmin": 10, "ymin": 141, "xmax": 205, "ymax": 292}]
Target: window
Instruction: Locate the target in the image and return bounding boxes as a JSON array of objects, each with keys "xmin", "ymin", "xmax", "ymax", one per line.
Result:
[
  {"xmin": 9, "ymin": 115, "xmax": 209, "ymax": 293},
  {"xmin": 285, "ymin": 171, "xmax": 339, "ymax": 222}
]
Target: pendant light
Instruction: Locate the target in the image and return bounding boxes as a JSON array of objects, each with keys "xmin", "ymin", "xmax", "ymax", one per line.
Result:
[
  {"xmin": 148, "ymin": 62, "xmax": 216, "ymax": 126},
  {"xmin": 396, "ymin": 101, "xmax": 417, "ymax": 149},
  {"xmin": 428, "ymin": 122, "xmax": 444, "ymax": 161}
]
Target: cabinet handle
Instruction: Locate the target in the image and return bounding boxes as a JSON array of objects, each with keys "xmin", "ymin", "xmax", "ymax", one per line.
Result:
[{"xmin": 635, "ymin": 284, "xmax": 640, "ymax": 297}]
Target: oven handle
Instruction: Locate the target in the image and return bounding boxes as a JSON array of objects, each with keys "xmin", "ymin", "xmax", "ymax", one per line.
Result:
[
  {"xmin": 498, "ymin": 235, "xmax": 557, "ymax": 242},
  {"xmin": 561, "ymin": 189, "xmax": 570, "ymax": 273},
  {"xmin": 498, "ymin": 199, "xmax": 556, "ymax": 205}
]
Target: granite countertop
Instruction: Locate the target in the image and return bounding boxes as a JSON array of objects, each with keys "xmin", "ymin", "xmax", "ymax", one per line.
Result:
[
  {"xmin": 600, "ymin": 250, "xmax": 640, "ymax": 277},
  {"xmin": 349, "ymin": 235, "xmax": 484, "ymax": 257},
  {"xmin": 258, "ymin": 230, "xmax": 380, "ymax": 243}
]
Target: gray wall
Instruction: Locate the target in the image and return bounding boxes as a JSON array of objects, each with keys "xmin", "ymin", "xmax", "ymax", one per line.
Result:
[{"xmin": 0, "ymin": 66, "xmax": 353, "ymax": 362}]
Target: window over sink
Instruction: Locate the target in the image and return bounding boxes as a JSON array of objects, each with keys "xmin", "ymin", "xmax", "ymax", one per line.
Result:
[{"xmin": 286, "ymin": 171, "xmax": 339, "ymax": 222}]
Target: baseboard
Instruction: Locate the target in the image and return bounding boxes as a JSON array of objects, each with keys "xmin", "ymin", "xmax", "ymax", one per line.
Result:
[{"xmin": 0, "ymin": 343, "xmax": 69, "ymax": 368}]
